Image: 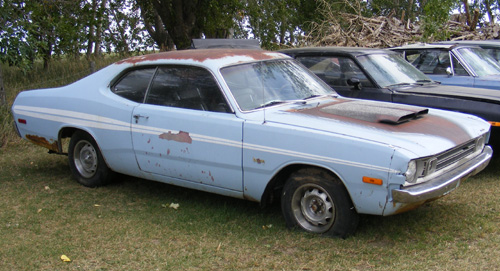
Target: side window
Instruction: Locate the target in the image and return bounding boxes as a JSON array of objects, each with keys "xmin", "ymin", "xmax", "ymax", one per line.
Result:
[
  {"xmin": 112, "ymin": 68, "xmax": 156, "ymax": 102},
  {"xmin": 296, "ymin": 56, "xmax": 373, "ymax": 87},
  {"xmin": 451, "ymin": 55, "xmax": 469, "ymax": 76},
  {"xmin": 483, "ymin": 48, "xmax": 500, "ymax": 62},
  {"xmin": 405, "ymin": 50, "xmax": 450, "ymax": 75},
  {"xmin": 145, "ymin": 66, "xmax": 230, "ymax": 113}
]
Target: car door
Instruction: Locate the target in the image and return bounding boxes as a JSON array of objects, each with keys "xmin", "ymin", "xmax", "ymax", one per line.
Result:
[
  {"xmin": 131, "ymin": 65, "xmax": 244, "ymax": 191},
  {"xmin": 295, "ymin": 55, "xmax": 392, "ymax": 102}
]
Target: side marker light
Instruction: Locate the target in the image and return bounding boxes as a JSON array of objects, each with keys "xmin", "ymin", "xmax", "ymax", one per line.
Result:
[{"xmin": 363, "ymin": 176, "xmax": 383, "ymax": 185}]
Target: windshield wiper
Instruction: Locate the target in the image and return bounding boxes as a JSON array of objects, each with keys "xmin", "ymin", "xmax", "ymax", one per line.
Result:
[
  {"xmin": 387, "ymin": 82, "xmax": 415, "ymax": 88},
  {"xmin": 255, "ymin": 99, "xmax": 306, "ymax": 109},
  {"xmin": 303, "ymin": 94, "xmax": 323, "ymax": 100},
  {"xmin": 416, "ymin": 79, "xmax": 435, "ymax": 84},
  {"xmin": 255, "ymin": 100, "xmax": 288, "ymax": 109},
  {"xmin": 303, "ymin": 94, "xmax": 335, "ymax": 100}
]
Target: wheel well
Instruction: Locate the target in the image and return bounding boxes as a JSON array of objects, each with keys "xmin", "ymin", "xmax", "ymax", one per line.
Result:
[
  {"xmin": 260, "ymin": 164, "xmax": 344, "ymax": 207},
  {"xmin": 57, "ymin": 127, "xmax": 84, "ymax": 153}
]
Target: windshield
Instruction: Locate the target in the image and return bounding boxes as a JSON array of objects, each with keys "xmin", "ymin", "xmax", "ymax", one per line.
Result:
[
  {"xmin": 357, "ymin": 53, "xmax": 431, "ymax": 88},
  {"xmin": 457, "ymin": 47, "xmax": 500, "ymax": 76},
  {"xmin": 221, "ymin": 59, "xmax": 335, "ymax": 111}
]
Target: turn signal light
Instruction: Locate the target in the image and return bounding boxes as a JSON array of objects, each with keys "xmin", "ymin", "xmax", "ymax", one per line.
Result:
[{"xmin": 362, "ymin": 176, "xmax": 383, "ymax": 185}]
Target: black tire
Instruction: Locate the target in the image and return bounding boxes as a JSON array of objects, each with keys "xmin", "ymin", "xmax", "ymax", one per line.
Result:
[
  {"xmin": 281, "ymin": 168, "xmax": 359, "ymax": 238},
  {"xmin": 68, "ymin": 131, "xmax": 113, "ymax": 187}
]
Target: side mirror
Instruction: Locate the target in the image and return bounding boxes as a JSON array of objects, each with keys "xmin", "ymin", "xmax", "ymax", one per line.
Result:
[
  {"xmin": 347, "ymin": 77, "xmax": 362, "ymax": 90},
  {"xmin": 446, "ymin": 67, "xmax": 453, "ymax": 76}
]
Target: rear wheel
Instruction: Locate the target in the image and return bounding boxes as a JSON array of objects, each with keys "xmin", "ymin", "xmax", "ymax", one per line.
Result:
[
  {"xmin": 281, "ymin": 168, "xmax": 359, "ymax": 238},
  {"xmin": 68, "ymin": 131, "xmax": 113, "ymax": 187}
]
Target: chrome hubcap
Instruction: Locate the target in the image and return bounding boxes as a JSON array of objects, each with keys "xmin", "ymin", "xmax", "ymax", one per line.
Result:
[
  {"xmin": 73, "ymin": 140, "xmax": 98, "ymax": 178},
  {"xmin": 292, "ymin": 184, "xmax": 335, "ymax": 233}
]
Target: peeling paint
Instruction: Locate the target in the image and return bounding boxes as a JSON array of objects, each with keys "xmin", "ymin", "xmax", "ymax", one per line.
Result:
[
  {"xmin": 159, "ymin": 131, "xmax": 192, "ymax": 144},
  {"xmin": 253, "ymin": 157, "xmax": 266, "ymax": 164},
  {"xmin": 25, "ymin": 135, "xmax": 59, "ymax": 152},
  {"xmin": 116, "ymin": 49, "xmax": 282, "ymax": 65}
]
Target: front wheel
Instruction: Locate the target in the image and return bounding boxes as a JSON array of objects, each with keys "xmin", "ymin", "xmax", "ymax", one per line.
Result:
[
  {"xmin": 68, "ymin": 131, "xmax": 113, "ymax": 187},
  {"xmin": 281, "ymin": 168, "xmax": 359, "ymax": 238}
]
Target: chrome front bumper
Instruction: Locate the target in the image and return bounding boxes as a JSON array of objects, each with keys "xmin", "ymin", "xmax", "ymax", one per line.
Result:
[{"xmin": 392, "ymin": 146, "xmax": 493, "ymax": 203}]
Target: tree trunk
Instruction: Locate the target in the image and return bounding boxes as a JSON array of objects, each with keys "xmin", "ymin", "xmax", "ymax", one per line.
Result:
[
  {"xmin": 153, "ymin": 0, "xmax": 200, "ymax": 50},
  {"xmin": 87, "ymin": 0, "xmax": 97, "ymax": 59},
  {"xmin": 484, "ymin": 0, "xmax": 495, "ymax": 24},
  {"xmin": 94, "ymin": 0, "xmax": 108, "ymax": 56},
  {"xmin": 470, "ymin": 8, "xmax": 480, "ymax": 31},
  {"xmin": 462, "ymin": 0, "xmax": 471, "ymax": 26},
  {"xmin": 0, "ymin": 65, "xmax": 5, "ymax": 106},
  {"xmin": 139, "ymin": 3, "xmax": 173, "ymax": 51}
]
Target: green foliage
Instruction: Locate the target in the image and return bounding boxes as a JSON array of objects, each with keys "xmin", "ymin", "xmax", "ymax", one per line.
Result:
[
  {"xmin": 198, "ymin": 0, "xmax": 245, "ymax": 39},
  {"xmin": 2, "ymin": 0, "xmax": 500, "ymax": 68},
  {"xmin": 0, "ymin": 0, "xmax": 35, "ymax": 70},
  {"xmin": 245, "ymin": 0, "xmax": 321, "ymax": 50},
  {"xmin": 421, "ymin": 0, "xmax": 460, "ymax": 40}
]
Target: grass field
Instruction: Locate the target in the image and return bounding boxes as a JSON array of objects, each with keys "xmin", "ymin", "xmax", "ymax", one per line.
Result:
[
  {"xmin": 1, "ymin": 56, "xmax": 500, "ymax": 270},
  {"xmin": 1, "ymin": 139, "xmax": 500, "ymax": 270}
]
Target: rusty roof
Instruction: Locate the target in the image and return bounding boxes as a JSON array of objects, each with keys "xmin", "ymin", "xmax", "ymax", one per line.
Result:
[{"xmin": 116, "ymin": 49, "xmax": 287, "ymax": 65}]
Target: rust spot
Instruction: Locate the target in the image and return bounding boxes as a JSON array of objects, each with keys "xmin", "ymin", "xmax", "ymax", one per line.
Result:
[
  {"xmin": 293, "ymin": 98, "xmax": 472, "ymax": 145},
  {"xmin": 25, "ymin": 135, "xmax": 59, "ymax": 152},
  {"xmin": 253, "ymin": 157, "xmax": 266, "ymax": 164},
  {"xmin": 167, "ymin": 149, "xmax": 171, "ymax": 155},
  {"xmin": 159, "ymin": 131, "xmax": 192, "ymax": 144},
  {"xmin": 201, "ymin": 171, "xmax": 215, "ymax": 182},
  {"xmin": 115, "ymin": 49, "xmax": 282, "ymax": 65},
  {"xmin": 243, "ymin": 193, "xmax": 259, "ymax": 202}
]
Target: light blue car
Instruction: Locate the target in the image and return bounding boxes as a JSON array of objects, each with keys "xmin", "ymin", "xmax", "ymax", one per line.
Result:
[
  {"xmin": 391, "ymin": 43, "xmax": 500, "ymax": 90},
  {"xmin": 11, "ymin": 49, "xmax": 492, "ymax": 237}
]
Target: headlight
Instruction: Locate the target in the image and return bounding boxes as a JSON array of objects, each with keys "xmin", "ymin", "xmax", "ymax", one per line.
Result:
[{"xmin": 405, "ymin": 160, "xmax": 417, "ymax": 183}]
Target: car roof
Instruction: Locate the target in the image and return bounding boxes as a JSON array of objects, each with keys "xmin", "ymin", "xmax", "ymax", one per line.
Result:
[
  {"xmin": 391, "ymin": 43, "xmax": 482, "ymax": 50},
  {"xmin": 114, "ymin": 49, "xmax": 289, "ymax": 68},
  {"xmin": 191, "ymin": 38, "xmax": 261, "ymax": 49},
  {"xmin": 435, "ymin": 40, "xmax": 500, "ymax": 47},
  {"xmin": 279, "ymin": 46, "xmax": 394, "ymax": 57}
]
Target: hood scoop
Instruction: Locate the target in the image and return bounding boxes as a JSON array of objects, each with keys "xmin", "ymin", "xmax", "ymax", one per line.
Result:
[{"xmin": 320, "ymin": 101, "xmax": 428, "ymax": 124}]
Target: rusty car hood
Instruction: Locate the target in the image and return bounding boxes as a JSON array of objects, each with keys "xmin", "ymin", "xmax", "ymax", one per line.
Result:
[{"xmin": 263, "ymin": 98, "xmax": 489, "ymax": 156}]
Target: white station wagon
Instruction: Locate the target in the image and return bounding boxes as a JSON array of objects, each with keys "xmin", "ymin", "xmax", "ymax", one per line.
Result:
[{"xmin": 11, "ymin": 49, "xmax": 492, "ymax": 237}]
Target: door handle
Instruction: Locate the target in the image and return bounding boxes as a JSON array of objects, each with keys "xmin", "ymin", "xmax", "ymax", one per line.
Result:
[{"xmin": 133, "ymin": 114, "xmax": 149, "ymax": 123}]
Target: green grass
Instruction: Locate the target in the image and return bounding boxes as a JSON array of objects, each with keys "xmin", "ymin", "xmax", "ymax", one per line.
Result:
[{"xmin": 1, "ymin": 141, "xmax": 500, "ymax": 270}]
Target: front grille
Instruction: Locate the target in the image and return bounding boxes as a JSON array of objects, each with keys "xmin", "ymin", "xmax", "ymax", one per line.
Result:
[{"xmin": 435, "ymin": 139, "xmax": 477, "ymax": 171}]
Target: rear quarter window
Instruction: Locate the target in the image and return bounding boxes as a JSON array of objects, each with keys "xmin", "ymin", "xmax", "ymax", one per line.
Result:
[{"xmin": 112, "ymin": 68, "xmax": 156, "ymax": 102}]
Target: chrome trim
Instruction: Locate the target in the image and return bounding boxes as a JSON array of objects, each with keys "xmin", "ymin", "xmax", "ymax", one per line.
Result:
[{"xmin": 392, "ymin": 146, "xmax": 492, "ymax": 203}]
